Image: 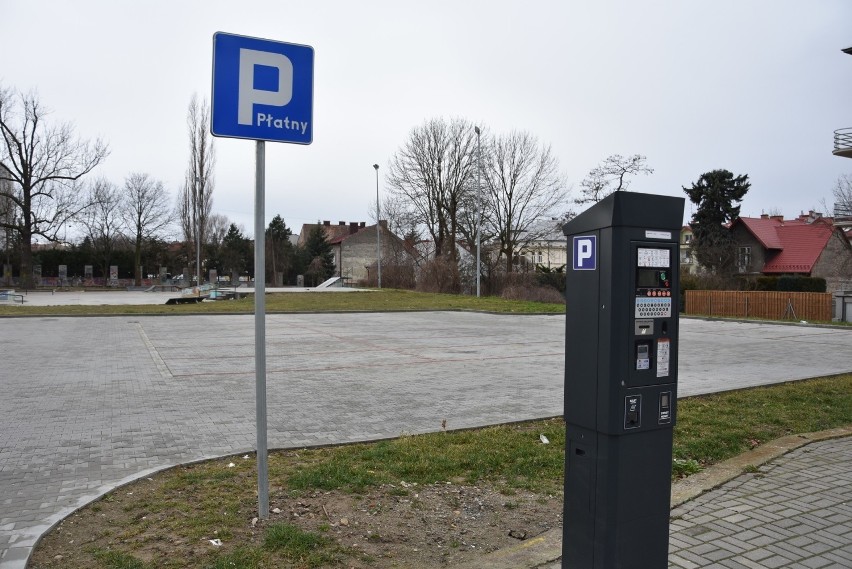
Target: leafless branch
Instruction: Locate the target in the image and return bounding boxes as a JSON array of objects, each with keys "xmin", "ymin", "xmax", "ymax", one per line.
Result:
[
  {"xmin": 0, "ymin": 84, "xmax": 109, "ymax": 286},
  {"xmin": 482, "ymin": 130, "xmax": 568, "ymax": 272}
]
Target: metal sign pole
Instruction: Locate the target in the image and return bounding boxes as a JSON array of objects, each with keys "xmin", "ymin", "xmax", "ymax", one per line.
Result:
[
  {"xmin": 254, "ymin": 139, "xmax": 269, "ymax": 518},
  {"xmin": 211, "ymin": 32, "xmax": 312, "ymax": 519}
]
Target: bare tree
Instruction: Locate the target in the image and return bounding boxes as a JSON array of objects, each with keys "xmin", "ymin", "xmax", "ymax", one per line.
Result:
[
  {"xmin": 0, "ymin": 173, "xmax": 16, "ymax": 283},
  {"xmin": 0, "ymin": 85, "xmax": 108, "ymax": 287},
  {"xmin": 379, "ymin": 193, "xmax": 421, "ymax": 242},
  {"xmin": 482, "ymin": 131, "xmax": 568, "ymax": 273},
  {"xmin": 386, "ymin": 117, "xmax": 478, "ymax": 260},
  {"xmin": 207, "ymin": 213, "xmax": 230, "ymax": 249},
  {"xmin": 179, "ymin": 94, "xmax": 215, "ymax": 283},
  {"xmin": 575, "ymin": 154, "xmax": 653, "ymax": 205},
  {"xmin": 834, "ymin": 173, "xmax": 852, "ymax": 218},
  {"xmin": 122, "ymin": 172, "xmax": 172, "ymax": 286},
  {"xmin": 80, "ymin": 178, "xmax": 125, "ymax": 284}
]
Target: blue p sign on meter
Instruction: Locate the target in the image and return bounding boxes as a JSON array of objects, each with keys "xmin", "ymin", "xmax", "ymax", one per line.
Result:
[
  {"xmin": 211, "ymin": 32, "xmax": 314, "ymax": 144},
  {"xmin": 573, "ymin": 235, "xmax": 597, "ymax": 270}
]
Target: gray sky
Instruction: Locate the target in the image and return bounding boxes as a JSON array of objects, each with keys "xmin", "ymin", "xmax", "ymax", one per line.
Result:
[{"xmin": 2, "ymin": 0, "xmax": 851, "ymax": 238}]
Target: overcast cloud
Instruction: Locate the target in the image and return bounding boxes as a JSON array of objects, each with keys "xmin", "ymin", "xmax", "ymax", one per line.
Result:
[{"xmin": 2, "ymin": 0, "xmax": 851, "ymax": 237}]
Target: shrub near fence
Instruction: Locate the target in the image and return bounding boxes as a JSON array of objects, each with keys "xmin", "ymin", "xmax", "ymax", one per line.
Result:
[{"xmin": 685, "ymin": 291, "xmax": 832, "ymax": 321}]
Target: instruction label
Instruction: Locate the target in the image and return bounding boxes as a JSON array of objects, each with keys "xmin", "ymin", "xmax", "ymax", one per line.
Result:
[
  {"xmin": 656, "ymin": 338, "xmax": 670, "ymax": 378},
  {"xmin": 637, "ymin": 247, "xmax": 670, "ymax": 268}
]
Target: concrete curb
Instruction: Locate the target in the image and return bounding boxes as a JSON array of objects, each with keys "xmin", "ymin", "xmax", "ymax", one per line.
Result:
[
  {"xmin": 679, "ymin": 314, "xmax": 850, "ymax": 330},
  {"xmin": 669, "ymin": 424, "xmax": 852, "ymax": 507},
  {"xmin": 450, "ymin": 528, "xmax": 563, "ymax": 569},
  {"xmin": 463, "ymin": 426, "xmax": 852, "ymax": 569}
]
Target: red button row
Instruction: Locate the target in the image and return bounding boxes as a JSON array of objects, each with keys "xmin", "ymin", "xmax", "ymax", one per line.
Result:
[{"xmin": 646, "ymin": 290, "xmax": 671, "ymax": 297}]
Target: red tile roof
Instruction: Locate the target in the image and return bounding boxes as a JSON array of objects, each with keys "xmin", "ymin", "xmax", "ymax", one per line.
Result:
[
  {"xmin": 737, "ymin": 217, "xmax": 784, "ymax": 249},
  {"xmin": 734, "ymin": 217, "xmax": 834, "ymax": 274}
]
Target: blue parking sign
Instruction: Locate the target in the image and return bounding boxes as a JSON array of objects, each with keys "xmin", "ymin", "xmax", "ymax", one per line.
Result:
[
  {"xmin": 573, "ymin": 235, "xmax": 597, "ymax": 270},
  {"xmin": 211, "ymin": 32, "xmax": 314, "ymax": 144}
]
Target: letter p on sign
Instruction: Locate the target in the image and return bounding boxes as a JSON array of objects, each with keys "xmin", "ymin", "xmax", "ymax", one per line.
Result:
[
  {"xmin": 238, "ymin": 49, "xmax": 293, "ymax": 125},
  {"xmin": 573, "ymin": 236, "xmax": 596, "ymax": 270}
]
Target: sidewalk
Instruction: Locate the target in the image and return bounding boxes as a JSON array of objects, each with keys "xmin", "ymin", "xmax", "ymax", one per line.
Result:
[{"xmin": 470, "ymin": 429, "xmax": 852, "ymax": 569}]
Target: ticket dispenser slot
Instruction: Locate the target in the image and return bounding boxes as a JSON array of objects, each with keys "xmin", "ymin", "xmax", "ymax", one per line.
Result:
[
  {"xmin": 635, "ymin": 319, "xmax": 653, "ymax": 335},
  {"xmin": 562, "ymin": 191, "xmax": 683, "ymax": 569}
]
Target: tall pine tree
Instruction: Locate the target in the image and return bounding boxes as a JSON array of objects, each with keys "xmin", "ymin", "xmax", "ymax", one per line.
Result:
[
  {"xmin": 265, "ymin": 215, "xmax": 295, "ymax": 285},
  {"xmin": 683, "ymin": 169, "xmax": 750, "ymax": 275},
  {"xmin": 220, "ymin": 223, "xmax": 251, "ymax": 280},
  {"xmin": 302, "ymin": 224, "xmax": 335, "ymax": 285}
]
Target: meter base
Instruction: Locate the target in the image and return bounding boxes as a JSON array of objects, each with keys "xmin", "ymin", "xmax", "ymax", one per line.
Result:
[{"xmin": 563, "ymin": 425, "xmax": 673, "ymax": 569}]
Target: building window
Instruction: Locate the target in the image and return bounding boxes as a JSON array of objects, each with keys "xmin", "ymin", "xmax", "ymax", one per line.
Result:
[
  {"xmin": 738, "ymin": 246, "xmax": 751, "ymax": 272},
  {"xmin": 681, "ymin": 251, "xmax": 692, "ymax": 264},
  {"xmin": 682, "ymin": 234, "xmax": 692, "ymax": 244}
]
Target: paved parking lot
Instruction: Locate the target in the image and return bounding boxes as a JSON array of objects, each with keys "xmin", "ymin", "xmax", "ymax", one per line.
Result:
[{"xmin": 1, "ymin": 312, "xmax": 850, "ymax": 566}]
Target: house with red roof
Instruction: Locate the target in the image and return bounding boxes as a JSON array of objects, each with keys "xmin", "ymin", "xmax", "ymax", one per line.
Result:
[{"xmin": 730, "ymin": 211, "xmax": 852, "ymax": 293}]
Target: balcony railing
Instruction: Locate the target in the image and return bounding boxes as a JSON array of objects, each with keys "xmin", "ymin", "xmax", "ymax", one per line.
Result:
[
  {"xmin": 836, "ymin": 202, "xmax": 852, "ymax": 227},
  {"xmin": 834, "ymin": 128, "xmax": 852, "ymax": 158}
]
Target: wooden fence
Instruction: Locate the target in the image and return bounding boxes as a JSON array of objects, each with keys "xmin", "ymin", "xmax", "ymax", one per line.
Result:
[{"xmin": 684, "ymin": 291, "xmax": 832, "ymax": 321}]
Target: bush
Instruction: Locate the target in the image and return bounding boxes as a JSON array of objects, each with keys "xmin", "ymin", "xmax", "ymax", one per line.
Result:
[
  {"xmin": 361, "ymin": 262, "xmax": 416, "ymax": 289},
  {"xmin": 501, "ymin": 284, "xmax": 565, "ymax": 304},
  {"xmin": 535, "ymin": 268, "xmax": 566, "ymax": 293},
  {"xmin": 754, "ymin": 276, "xmax": 778, "ymax": 291},
  {"xmin": 679, "ymin": 273, "xmax": 701, "ymax": 312},
  {"xmin": 695, "ymin": 274, "xmax": 826, "ymax": 293},
  {"xmin": 486, "ymin": 270, "xmax": 533, "ymax": 296},
  {"xmin": 777, "ymin": 276, "xmax": 826, "ymax": 293},
  {"xmin": 416, "ymin": 256, "xmax": 460, "ymax": 293}
]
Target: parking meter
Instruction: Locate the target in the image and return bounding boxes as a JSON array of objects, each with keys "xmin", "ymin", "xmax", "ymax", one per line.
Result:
[{"xmin": 561, "ymin": 191, "xmax": 684, "ymax": 568}]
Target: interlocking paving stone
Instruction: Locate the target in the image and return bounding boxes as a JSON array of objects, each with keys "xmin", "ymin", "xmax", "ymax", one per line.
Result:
[
  {"xmin": 1, "ymin": 313, "xmax": 851, "ymax": 568},
  {"xmin": 669, "ymin": 438, "xmax": 852, "ymax": 568}
]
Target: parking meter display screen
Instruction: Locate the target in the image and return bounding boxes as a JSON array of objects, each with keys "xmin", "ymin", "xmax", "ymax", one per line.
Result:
[{"xmin": 638, "ymin": 269, "xmax": 662, "ymax": 288}]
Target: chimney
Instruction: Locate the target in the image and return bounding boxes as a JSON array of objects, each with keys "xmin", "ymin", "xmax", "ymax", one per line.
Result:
[
  {"xmin": 339, "ymin": 221, "xmax": 345, "ymax": 225},
  {"xmin": 349, "ymin": 221, "xmax": 358, "ymax": 234},
  {"xmin": 760, "ymin": 214, "xmax": 769, "ymax": 219},
  {"xmin": 323, "ymin": 220, "xmax": 330, "ymax": 226},
  {"xmin": 360, "ymin": 222, "xmax": 366, "ymax": 228},
  {"xmin": 770, "ymin": 215, "xmax": 783, "ymax": 222}
]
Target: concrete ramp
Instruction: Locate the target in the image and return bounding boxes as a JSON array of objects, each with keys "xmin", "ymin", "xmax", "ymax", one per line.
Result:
[
  {"xmin": 0, "ymin": 290, "xmax": 24, "ymax": 304},
  {"xmin": 316, "ymin": 276, "xmax": 343, "ymax": 289}
]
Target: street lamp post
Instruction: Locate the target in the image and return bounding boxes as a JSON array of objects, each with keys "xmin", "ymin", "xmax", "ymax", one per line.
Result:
[
  {"xmin": 373, "ymin": 164, "xmax": 382, "ymax": 289},
  {"xmin": 474, "ymin": 126, "xmax": 482, "ymax": 297}
]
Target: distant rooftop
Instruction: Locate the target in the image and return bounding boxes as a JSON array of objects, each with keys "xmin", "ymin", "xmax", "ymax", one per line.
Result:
[{"xmin": 733, "ymin": 214, "xmax": 838, "ymax": 274}]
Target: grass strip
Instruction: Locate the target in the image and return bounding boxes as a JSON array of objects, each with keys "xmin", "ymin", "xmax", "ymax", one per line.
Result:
[
  {"xmin": 0, "ymin": 289, "xmax": 565, "ymax": 317},
  {"xmin": 281, "ymin": 421, "xmax": 567, "ymax": 496},
  {"xmin": 31, "ymin": 374, "xmax": 852, "ymax": 569},
  {"xmin": 673, "ymin": 374, "xmax": 852, "ymax": 473}
]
